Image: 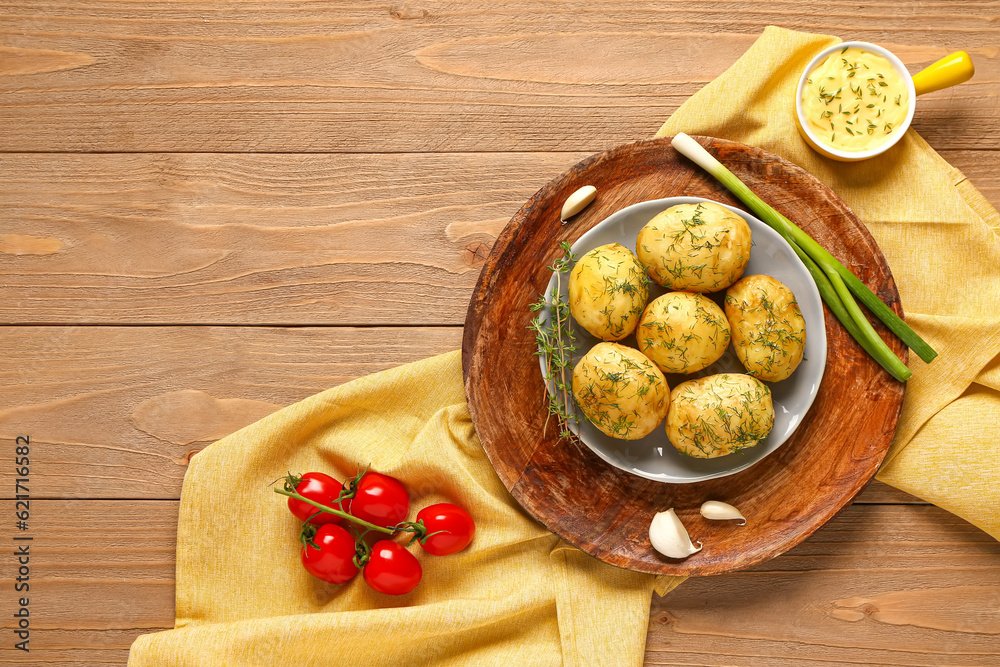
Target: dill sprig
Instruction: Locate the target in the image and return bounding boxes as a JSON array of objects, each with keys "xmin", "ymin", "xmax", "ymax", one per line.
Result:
[{"xmin": 529, "ymin": 241, "xmax": 580, "ymax": 441}]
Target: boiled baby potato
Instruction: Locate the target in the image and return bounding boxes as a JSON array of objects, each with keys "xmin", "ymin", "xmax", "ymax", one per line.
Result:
[
  {"xmin": 572, "ymin": 342, "xmax": 670, "ymax": 440},
  {"xmin": 569, "ymin": 243, "xmax": 649, "ymax": 341},
  {"xmin": 637, "ymin": 292, "xmax": 730, "ymax": 374},
  {"xmin": 666, "ymin": 373, "xmax": 774, "ymax": 459},
  {"xmin": 725, "ymin": 274, "xmax": 806, "ymax": 382},
  {"xmin": 636, "ymin": 202, "xmax": 752, "ymax": 292}
]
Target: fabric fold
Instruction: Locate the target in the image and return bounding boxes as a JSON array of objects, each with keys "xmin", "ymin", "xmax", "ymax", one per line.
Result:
[
  {"xmin": 657, "ymin": 26, "xmax": 1000, "ymax": 540},
  {"xmin": 129, "ymin": 351, "xmax": 656, "ymax": 666},
  {"xmin": 131, "ymin": 24, "xmax": 999, "ymax": 667}
]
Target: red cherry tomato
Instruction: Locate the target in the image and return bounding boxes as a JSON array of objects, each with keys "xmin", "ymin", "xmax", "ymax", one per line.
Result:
[
  {"xmin": 301, "ymin": 524, "xmax": 359, "ymax": 584},
  {"xmin": 363, "ymin": 540, "xmax": 422, "ymax": 595},
  {"xmin": 348, "ymin": 472, "xmax": 409, "ymax": 528},
  {"xmin": 287, "ymin": 472, "xmax": 346, "ymax": 525},
  {"xmin": 416, "ymin": 503, "xmax": 475, "ymax": 556}
]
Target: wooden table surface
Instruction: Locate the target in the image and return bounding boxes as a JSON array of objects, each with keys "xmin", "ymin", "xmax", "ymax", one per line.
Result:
[{"xmin": 2, "ymin": 3, "xmax": 999, "ymax": 665}]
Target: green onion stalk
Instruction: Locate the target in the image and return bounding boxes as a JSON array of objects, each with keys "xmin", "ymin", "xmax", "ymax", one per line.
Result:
[{"xmin": 670, "ymin": 133, "xmax": 936, "ymax": 382}]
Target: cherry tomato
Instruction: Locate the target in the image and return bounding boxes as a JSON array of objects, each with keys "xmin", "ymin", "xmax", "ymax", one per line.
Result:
[
  {"xmin": 287, "ymin": 472, "xmax": 346, "ymax": 525},
  {"xmin": 416, "ymin": 503, "xmax": 475, "ymax": 556},
  {"xmin": 301, "ymin": 524, "xmax": 359, "ymax": 584},
  {"xmin": 348, "ymin": 472, "xmax": 409, "ymax": 528},
  {"xmin": 363, "ymin": 540, "xmax": 422, "ymax": 595}
]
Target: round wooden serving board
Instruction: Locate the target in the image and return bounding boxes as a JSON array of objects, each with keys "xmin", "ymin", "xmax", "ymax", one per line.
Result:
[{"xmin": 462, "ymin": 136, "xmax": 907, "ymax": 576}]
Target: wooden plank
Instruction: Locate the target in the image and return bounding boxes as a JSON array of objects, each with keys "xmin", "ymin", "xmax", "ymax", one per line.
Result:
[
  {"xmin": 939, "ymin": 150, "xmax": 1000, "ymax": 206},
  {"xmin": 855, "ymin": 480, "xmax": 926, "ymax": 505},
  {"xmin": 0, "ymin": 324, "xmax": 930, "ymax": 503},
  {"xmin": 0, "ymin": 501, "xmax": 994, "ymax": 665},
  {"xmin": 0, "ymin": 500, "xmax": 175, "ymax": 665},
  {"xmin": 2, "ymin": 150, "xmax": 997, "ymax": 326},
  {"xmin": 0, "ymin": 152, "xmax": 587, "ymax": 325},
  {"xmin": 647, "ymin": 504, "xmax": 1000, "ymax": 666},
  {"xmin": 0, "ymin": 326, "xmax": 462, "ymax": 499},
  {"xmin": 0, "ymin": 630, "xmax": 152, "ymax": 667},
  {"xmin": 1, "ymin": 3, "xmax": 998, "ymax": 152}
]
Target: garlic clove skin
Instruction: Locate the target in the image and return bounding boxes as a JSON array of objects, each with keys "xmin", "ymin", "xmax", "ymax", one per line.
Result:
[
  {"xmin": 560, "ymin": 185, "xmax": 597, "ymax": 222},
  {"xmin": 700, "ymin": 500, "xmax": 746, "ymax": 525},
  {"xmin": 649, "ymin": 508, "xmax": 703, "ymax": 559}
]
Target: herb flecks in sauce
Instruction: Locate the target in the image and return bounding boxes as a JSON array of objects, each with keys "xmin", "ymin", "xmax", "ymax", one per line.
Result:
[{"xmin": 802, "ymin": 47, "xmax": 908, "ymax": 152}]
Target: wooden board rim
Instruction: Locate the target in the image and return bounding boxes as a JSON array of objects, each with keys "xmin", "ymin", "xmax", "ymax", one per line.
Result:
[{"xmin": 463, "ymin": 136, "xmax": 907, "ymax": 575}]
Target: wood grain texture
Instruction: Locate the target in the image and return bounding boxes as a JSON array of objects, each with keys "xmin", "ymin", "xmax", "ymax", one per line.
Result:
[
  {"xmin": 0, "ymin": 501, "xmax": 175, "ymax": 666},
  {"xmin": 464, "ymin": 136, "xmax": 906, "ymax": 575},
  {"xmin": 0, "ymin": 2, "xmax": 998, "ymax": 152},
  {"xmin": 1, "ymin": 150, "xmax": 996, "ymax": 326},
  {"xmin": 0, "ymin": 152, "xmax": 586, "ymax": 325},
  {"xmin": 647, "ymin": 505, "xmax": 1000, "ymax": 666},
  {"xmin": 0, "ymin": 322, "xmax": 915, "ymax": 504},
  {"xmin": 1, "ymin": 502, "xmax": 994, "ymax": 665},
  {"xmin": 941, "ymin": 149, "xmax": 1000, "ymax": 207},
  {"xmin": 854, "ymin": 480, "xmax": 928, "ymax": 505},
  {"xmin": 2, "ymin": 1, "xmax": 996, "ymax": 663},
  {"xmin": 0, "ymin": 326, "xmax": 462, "ymax": 498}
]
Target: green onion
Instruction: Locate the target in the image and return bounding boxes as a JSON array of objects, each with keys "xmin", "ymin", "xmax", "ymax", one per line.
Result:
[
  {"xmin": 671, "ymin": 133, "xmax": 937, "ymax": 381},
  {"xmin": 788, "ymin": 239, "xmax": 912, "ymax": 381}
]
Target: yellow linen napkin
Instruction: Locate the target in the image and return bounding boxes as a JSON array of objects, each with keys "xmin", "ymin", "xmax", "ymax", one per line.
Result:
[
  {"xmin": 657, "ymin": 26, "xmax": 1000, "ymax": 539},
  {"xmin": 130, "ymin": 25, "xmax": 999, "ymax": 667},
  {"xmin": 128, "ymin": 351, "xmax": 654, "ymax": 666}
]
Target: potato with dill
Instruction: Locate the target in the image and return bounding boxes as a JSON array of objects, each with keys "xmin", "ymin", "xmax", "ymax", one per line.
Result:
[
  {"xmin": 666, "ymin": 374, "xmax": 774, "ymax": 458},
  {"xmin": 572, "ymin": 342, "xmax": 670, "ymax": 440},
  {"xmin": 569, "ymin": 243, "xmax": 649, "ymax": 341},
  {"xmin": 725, "ymin": 274, "xmax": 806, "ymax": 382},
  {"xmin": 637, "ymin": 292, "xmax": 730, "ymax": 374},
  {"xmin": 636, "ymin": 202, "xmax": 751, "ymax": 292}
]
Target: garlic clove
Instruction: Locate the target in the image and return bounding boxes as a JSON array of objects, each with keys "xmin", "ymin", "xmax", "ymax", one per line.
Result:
[
  {"xmin": 700, "ymin": 500, "xmax": 746, "ymax": 525},
  {"xmin": 649, "ymin": 508, "xmax": 703, "ymax": 559},
  {"xmin": 560, "ymin": 185, "xmax": 597, "ymax": 222}
]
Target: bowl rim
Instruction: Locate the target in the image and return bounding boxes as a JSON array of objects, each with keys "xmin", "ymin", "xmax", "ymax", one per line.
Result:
[
  {"xmin": 540, "ymin": 195, "xmax": 828, "ymax": 483},
  {"xmin": 795, "ymin": 41, "xmax": 917, "ymax": 161}
]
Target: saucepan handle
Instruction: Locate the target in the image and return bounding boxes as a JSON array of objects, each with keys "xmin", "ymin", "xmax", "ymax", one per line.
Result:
[{"xmin": 911, "ymin": 51, "xmax": 974, "ymax": 96}]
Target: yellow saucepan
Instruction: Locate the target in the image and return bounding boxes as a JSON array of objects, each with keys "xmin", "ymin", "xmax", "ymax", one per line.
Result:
[{"xmin": 796, "ymin": 42, "xmax": 974, "ymax": 162}]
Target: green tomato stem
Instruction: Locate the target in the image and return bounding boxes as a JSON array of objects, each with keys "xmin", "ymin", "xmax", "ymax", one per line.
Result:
[
  {"xmin": 275, "ymin": 488, "xmax": 394, "ymax": 534},
  {"xmin": 352, "ymin": 536, "xmax": 373, "ymax": 569}
]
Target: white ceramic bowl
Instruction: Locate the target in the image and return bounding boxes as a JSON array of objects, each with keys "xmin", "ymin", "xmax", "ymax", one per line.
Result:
[
  {"xmin": 540, "ymin": 197, "xmax": 827, "ymax": 483},
  {"xmin": 795, "ymin": 41, "xmax": 917, "ymax": 162}
]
